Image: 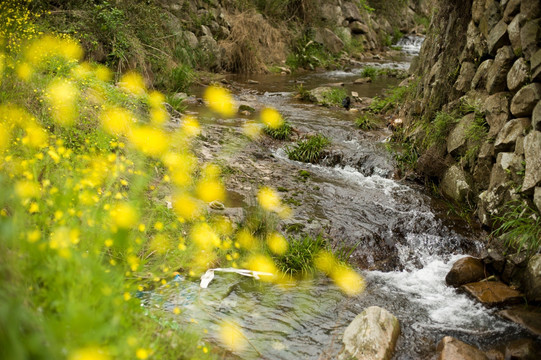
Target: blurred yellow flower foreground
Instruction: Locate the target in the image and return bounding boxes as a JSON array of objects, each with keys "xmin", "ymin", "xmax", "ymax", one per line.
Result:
[{"xmin": 0, "ymin": 23, "xmax": 364, "ymax": 360}]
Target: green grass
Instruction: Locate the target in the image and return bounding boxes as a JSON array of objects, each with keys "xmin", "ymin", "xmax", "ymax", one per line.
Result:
[
  {"xmin": 493, "ymin": 201, "xmax": 541, "ymax": 254},
  {"xmin": 369, "ymin": 85, "xmax": 410, "ymax": 113},
  {"xmin": 286, "ymin": 33, "xmax": 337, "ymax": 70},
  {"xmin": 273, "ymin": 234, "xmax": 328, "ymax": 277},
  {"xmin": 423, "ymin": 111, "xmax": 459, "ymax": 148},
  {"xmin": 320, "ymin": 88, "xmax": 347, "ymax": 107},
  {"xmin": 286, "ymin": 134, "xmax": 330, "ymax": 163},
  {"xmin": 355, "ymin": 113, "xmax": 381, "ymax": 130},
  {"xmin": 264, "ymin": 120, "xmax": 292, "ymax": 140}
]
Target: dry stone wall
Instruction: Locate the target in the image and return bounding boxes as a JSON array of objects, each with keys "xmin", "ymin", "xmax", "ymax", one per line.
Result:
[{"xmin": 408, "ymin": 0, "xmax": 541, "ymax": 224}]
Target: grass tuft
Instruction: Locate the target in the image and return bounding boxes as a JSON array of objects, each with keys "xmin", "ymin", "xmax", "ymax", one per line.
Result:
[
  {"xmin": 264, "ymin": 120, "xmax": 292, "ymax": 140},
  {"xmin": 286, "ymin": 134, "xmax": 330, "ymax": 163},
  {"xmin": 493, "ymin": 201, "xmax": 541, "ymax": 254}
]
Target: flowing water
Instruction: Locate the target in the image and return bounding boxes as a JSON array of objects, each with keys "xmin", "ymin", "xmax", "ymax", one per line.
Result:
[{"xmin": 144, "ymin": 37, "xmax": 530, "ymax": 358}]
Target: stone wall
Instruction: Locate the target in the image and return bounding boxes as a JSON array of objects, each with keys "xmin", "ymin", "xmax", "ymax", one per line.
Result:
[{"xmin": 406, "ymin": 0, "xmax": 541, "ymax": 226}]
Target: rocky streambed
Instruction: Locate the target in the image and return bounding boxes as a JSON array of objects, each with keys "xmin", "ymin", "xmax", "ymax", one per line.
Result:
[{"xmin": 145, "ymin": 42, "xmax": 541, "ymax": 359}]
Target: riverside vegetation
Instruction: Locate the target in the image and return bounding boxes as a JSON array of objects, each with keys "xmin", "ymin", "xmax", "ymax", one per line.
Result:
[{"xmin": 0, "ymin": 2, "xmax": 371, "ymax": 359}]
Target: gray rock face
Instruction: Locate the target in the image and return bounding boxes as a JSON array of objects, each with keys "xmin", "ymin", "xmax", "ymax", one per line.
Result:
[
  {"xmin": 446, "ymin": 257, "xmax": 486, "ymax": 287},
  {"xmin": 437, "ymin": 336, "xmax": 488, "ymax": 360},
  {"xmin": 480, "ymin": 0, "xmax": 503, "ymax": 38},
  {"xmin": 472, "ymin": 60, "xmax": 494, "ymax": 90},
  {"xmin": 349, "ymin": 21, "xmax": 369, "ymax": 34},
  {"xmin": 441, "ymin": 164, "xmax": 472, "ymax": 202},
  {"xmin": 447, "ymin": 113, "xmax": 476, "ymax": 155},
  {"xmin": 341, "ymin": 306, "xmax": 400, "ymax": 360},
  {"xmin": 524, "ymin": 255, "xmax": 541, "ymax": 302},
  {"xmin": 507, "ymin": 58, "xmax": 530, "ymax": 92},
  {"xmin": 508, "ymin": 14, "xmax": 527, "ymax": 54},
  {"xmin": 490, "ymin": 152, "xmax": 524, "ymax": 189},
  {"xmin": 455, "ymin": 62, "xmax": 477, "ymax": 92},
  {"xmin": 472, "ymin": 0, "xmax": 487, "ymax": 24},
  {"xmin": 534, "ymin": 187, "xmax": 541, "ymax": 211},
  {"xmin": 521, "ymin": 0, "xmax": 541, "ymax": 19},
  {"xmin": 510, "ymin": 83, "xmax": 541, "ymax": 117},
  {"xmin": 198, "ymin": 35, "xmax": 222, "ymax": 70},
  {"xmin": 487, "ymin": 46, "xmax": 515, "ymax": 94},
  {"xmin": 487, "ymin": 20, "xmax": 510, "ymax": 55},
  {"xmin": 183, "ymin": 31, "xmax": 199, "ymax": 49},
  {"xmin": 503, "ymin": 0, "xmax": 521, "ymax": 23},
  {"xmin": 494, "ymin": 118, "xmax": 531, "ymax": 152},
  {"xmin": 520, "ymin": 19, "xmax": 541, "ymax": 60},
  {"xmin": 523, "ymin": 130, "xmax": 541, "ymax": 191},
  {"xmin": 461, "ymin": 21, "xmax": 487, "ymax": 62},
  {"xmin": 314, "ymin": 28, "xmax": 344, "ymax": 54},
  {"xmin": 342, "ymin": 2, "xmax": 362, "ymax": 22},
  {"xmin": 531, "ymin": 49, "xmax": 541, "ymax": 81},
  {"xmin": 532, "ymin": 101, "xmax": 541, "ymax": 130},
  {"xmin": 483, "ymin": 92, "xmax": 511, "ymax": 137}
]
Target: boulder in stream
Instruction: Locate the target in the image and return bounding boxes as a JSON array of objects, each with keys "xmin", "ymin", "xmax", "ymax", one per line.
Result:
[
  {"xmin": 340, "ymin": 306, "xmax": 400, "ymax": 360},
  {"xmin": 461, "ymin": 281, "xmax": 523, "ymax": 307},
  {"xmin": 446, "ymin": 257, "xmax": 486, "ymax": 287},
  {"xmin": 437, "ymin": 336, "xmax": 488, "ymax": 360}
]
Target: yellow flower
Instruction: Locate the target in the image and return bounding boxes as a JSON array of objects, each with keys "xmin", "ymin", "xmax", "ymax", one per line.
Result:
[
  {"xmin": 46, "ymin": 79, "xmax": 78, "ymax": 126},
  {"xmin": 95, "ymin": 65, "xmax": 112, "ymax": 82},
  {"xmin": 119, "ymin": 72, "xmax": 146, "ymax": 96},
  {"xmin": 15, "ymin": 180, "xmax": 41, "ymax": 199},
  {"xmin": 0, "ymin": 124, "xmax": 9, "ymax": 151},
  {"xmin": 190, "ymin": 222, "xmax": 220, "ymax": 250},
  {"xmin": 15, "ymin": 62, "xmax": 33, "ymax": 81},
  {"xmin": 266, "ymin": 232, "xmax": 288, "ymax": 255},
  {"xmin": 100, "ymin": 107, "xmax": 133, "ymax": 135},
  {"xmin": 196, "ymin": 179, "xmax": 225, "ymax": 203},
  {"xmin": 69, "ymin": 347, "xmax": 110, "ymax": 360},
  {"xmin": 237, "ymin": 229, "xmax": 256, "ymax": 250},
  {"xmin": 181, "ymin": 115, "xmax": 200, "ymax": 137},
  {"xmin": 218, "ymin": 321, "xmax": 246, "ymax": 352},
  {"xmin": 257, "ymin": 186, "xmax": 281, "ymax": 212},
  {"xmin": 129, "ymin": 126, "xmax": 170, "ymax": 157},
  {"xmin": 172, "ymin": 193, "xmax": 201, "ymax": 220},
  {"xmin": 27, "ymin": 229, "xmax": 41, "ymax": 243},
  {"xmin": 150, "ymin": 107, "xmax": 168, "ymax": 125},
  {"xmin": 148, "ymin": 90, "xmax": 165, "ymax": 108},
  {"xmin": 135, "ymin": 348, "xmax": 150, "ymax": 359},
  {"xmin": 110, "ymin": 203, "xmax": 138, "ymax": 229},
  {"xmin": 245, "ymin": 254, "xmax": 277, "ymax": 281},
  {"xmin": 150, "ymin": 234, "xmax": 171, "ymax": 254},
  {"xmin": 261, "ymin": 107, "xmax": 283, "ymax": 129},
  {"xmin": 204, "ymin": 85, "xmax": 235, "ymax": 117},
  {"xmin": 330, "ymin": 265, "xmax": 366, "ymax": 296},
  {"xmin": 22, "ymin": 124, "xmax": 48, "ymax": 148}
]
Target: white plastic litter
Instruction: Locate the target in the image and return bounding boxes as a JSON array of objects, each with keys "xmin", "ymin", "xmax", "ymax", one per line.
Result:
[{"xmin": 199, "ymin": 268, "xmax": 274, "ymax": 288}]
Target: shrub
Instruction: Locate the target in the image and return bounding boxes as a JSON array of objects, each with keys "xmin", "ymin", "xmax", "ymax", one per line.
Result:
[
  {"xmin": 171, "ymin": 64, "xmax": 195, "ymax": 93},
  {"xmin": 286, "ymin": 134, "xmax": 330, "ymax": 163}
]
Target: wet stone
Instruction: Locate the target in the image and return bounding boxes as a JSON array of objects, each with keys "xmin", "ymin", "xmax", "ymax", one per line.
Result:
[
  {"xmin": 499, "ymin": 306, "xmax": 541, "ymax": 336},
  {"xmin": 340, "ymin": 306, "xmax": 400, "ymax": 360},
  {"xmin": 437, "ymin": 336, "xmax": 488, "ymax": 360},
  {"xmin": 445, "ymin": 257, "xmax": 486, "ymax": 287},
  {"xmin": 461, "ymin": 281, "xmax": 523, "ymax": 307},
  {"xmin": 504, "ymin": 338, "xmax": 541, "ymax": 359}
]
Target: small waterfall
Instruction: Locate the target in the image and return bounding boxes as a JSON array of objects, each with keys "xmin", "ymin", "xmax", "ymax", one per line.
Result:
[{"xmin": 395, "ymin": 35, "xmax": 425, "ymax": 56}]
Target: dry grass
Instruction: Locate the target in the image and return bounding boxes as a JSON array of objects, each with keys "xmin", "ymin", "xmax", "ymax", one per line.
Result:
[{"xmin": 219, "ymin": 10, "xmax": 286, "ymax": 73}]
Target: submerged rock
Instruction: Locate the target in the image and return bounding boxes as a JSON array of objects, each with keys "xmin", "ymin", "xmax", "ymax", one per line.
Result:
[
  {"xmin": 340, "ymin": 306, "xmax": 400, "ymax": 360},
  {"xmin": 446, "ymin": 257, "xmax": 486, "ymax": 287},
  {"xmin": 437, "ymin": 336, "xmax": 488, "ymax": 360},
  {"xmin": 499, "ymin": 306, "xmax": 541, "ymax": 336},
  {"xmin": 461, "ymin": 281, "xmax": 523, "ymax": 307}
]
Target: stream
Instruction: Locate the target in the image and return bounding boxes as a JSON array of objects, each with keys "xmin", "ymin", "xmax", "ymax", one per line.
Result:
[{"xmin": 143, "ymin": 37, "xmax": 530, "ymax": 359}]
